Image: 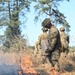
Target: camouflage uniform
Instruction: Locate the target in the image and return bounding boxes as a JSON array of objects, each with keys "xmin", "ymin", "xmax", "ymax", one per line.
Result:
[
  {"xmin": 34, "ymin": 41, "xmax": 39, "ymax": 55},
  {"xmin": 38, "ymin": 27, "xmax": 49, "ymax": 52},
  {"xmin": 60, "ymin": 27, "xmax": 69, "ymax": 54},
  {"xmin": 42, "ymin": 18, "xmax": 61, "ymax": 71},
  {"xmin": 34, "ymin": 36, "xmax": 42, "ymax": 54},
  {"xmin": 38, "ymin": 27, "xmax": 49, "ymax": 64}
]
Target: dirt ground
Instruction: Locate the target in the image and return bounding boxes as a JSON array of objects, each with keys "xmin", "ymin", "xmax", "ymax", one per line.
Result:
[{"xmin": 0, "ymin": 49, "xmax": 75, "ymax": 75}]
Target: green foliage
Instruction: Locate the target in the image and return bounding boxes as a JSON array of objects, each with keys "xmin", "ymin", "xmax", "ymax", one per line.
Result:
[
  {"xmin": 0, "ymin": 0, "xmax": 31, "ymax": 48},
  {"xmin": 2, "ymin": 35, "xmax": 28, "ymax": 53},
  {"xmin": 33, "ymin": 0, "xmax": 70, "ymax": 33},
  {"xmin": 28, "ymin": 46, "xmax": 35, "ymax": 49}
]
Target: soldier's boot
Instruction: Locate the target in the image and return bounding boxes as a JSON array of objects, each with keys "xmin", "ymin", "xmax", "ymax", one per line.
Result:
[
  {"xmin": 49, "ymin": 61, "xmax": 59, "ymax": 75},
  {"xmin": 55, "ymin": 63, "xmax": 60, "ymax": 72},
  {"xmin": 50, "ymin": 60, "xmax": 60, "ymax": 72}
]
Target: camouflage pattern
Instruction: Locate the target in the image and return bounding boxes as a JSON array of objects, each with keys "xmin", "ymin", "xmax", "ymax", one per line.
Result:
[
  {"xmin": 60, "ymin": 27, "xmax": 65, "ymax": 31},
  {"xmin": 38, "ymin": 29, "xmax": 49, "ymax": 64},
  {"xmin": 42, "ymin": 18, "xmax": 51, "ymax": 28},
  {"xmin": 60, "ymin": 28, "xmax": 69, "ymax": 53},
  {"xmin": 34, "ymin": 41, "xmax": 39, "ymax": 55},
  {"xmin": 42, "ymin": 18, "xmax": 61, "ymax": 70},
  {"xmin": 41, "ymin": 27, "xmax": 48, "ymax": 31},
  {"xmin": 47, "ymin": 25, "xmax": 61, "ymax": 67},
  {"xmin": 38, "ymin": 31, "xmax": 49, "ymax": 54},
  {"xmin": 38, "ymin": 33, "xmax": 49, "ymax": 44},
  {"xmin": 34, "ymin": 40, "xmax": 42, "ymax": 56}
]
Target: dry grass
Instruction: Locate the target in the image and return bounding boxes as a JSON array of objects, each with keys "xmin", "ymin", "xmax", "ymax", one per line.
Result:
[
  {"xmin": 0, "ymin": 48, "xmax": 75, "ymax": 75},
  {"xmin": 59, "ymin": 52, "xmax": 75, "ymax": 72}
]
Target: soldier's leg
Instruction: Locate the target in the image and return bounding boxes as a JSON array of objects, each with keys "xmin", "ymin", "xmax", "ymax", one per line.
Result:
[
  {"xmin": 48, "ymin": 58, "xmax": 59, "ymax": 67},
  {"xmin": 54, "ymin": 60, "xmax": 60, "ymax": 71},
  {"xmin": 34, "ymin": 49, "xmax": 38, "ymax": 56},
  {"xmin": 41, "ymin": 54, "xmax": 49, "ymax": 64},
  {"xmin": 50, "ymin": 51, "xmax": 60, "ymax": 71},
  {"xmin": 47, "ymin": 55, "xmax": 55, "ymax": 67}
]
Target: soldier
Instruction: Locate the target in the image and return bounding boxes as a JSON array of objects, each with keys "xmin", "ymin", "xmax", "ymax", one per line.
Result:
[
  {"xmin": 38, "ymin": 27, "xmax": 49, "ymax": 64},
  {"xmin": 34, "ymin": 38, "xmax": 42, "ymax": 56},
  {"xmin": 38, "ymin": 27, "xmax": 49, "ymax": 54},
  {"xmin": 60, "ymin": 27, "xmax": 69, "ymax": 55},
  {"xmin": 42, "ymin": 18, "xmax": 61, "ymax": 71}
]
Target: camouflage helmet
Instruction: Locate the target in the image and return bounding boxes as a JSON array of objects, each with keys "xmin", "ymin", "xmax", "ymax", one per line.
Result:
[
  {"xmin": 60, "ymin": 27, "xmax": 65, "ymax": 31},
  {"xmin": 41, "ymin": 27, "xmax": 48, "ymax": 31},
  {"xmin": 42, "ymin": 18, "xmax": 52, "ymax": 28}
]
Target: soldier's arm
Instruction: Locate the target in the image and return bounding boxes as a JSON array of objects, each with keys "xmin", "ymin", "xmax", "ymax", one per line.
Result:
[
  {"xmin": 67, "ymin": 35, "xmax": 69, "ymax": 43},
  {"xmin": 51, "ymin": 31, "xmax": 58, "ymax": 50},
  {"xmin": 38, "ymin": 36, "xmax": 41, "ymax": 45},
  {"xmin": 48, "ymin": 29, "xmax": 58, "ymax": 51}
]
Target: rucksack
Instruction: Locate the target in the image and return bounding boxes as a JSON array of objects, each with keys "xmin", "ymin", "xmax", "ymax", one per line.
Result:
[{"xmin": 41, "ymin": 39, "xmax": 49, "ymax": 55}]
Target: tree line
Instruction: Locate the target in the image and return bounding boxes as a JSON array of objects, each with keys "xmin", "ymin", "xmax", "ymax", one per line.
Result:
[{"xmin": 0, "ymin": 0, "xmax": 70, "ymax": 51}]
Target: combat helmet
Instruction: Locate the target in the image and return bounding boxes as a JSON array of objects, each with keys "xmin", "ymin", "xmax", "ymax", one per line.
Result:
[
  {"xmin": 41, "ymin": 27, "xmax": 48, "ymax": 31},
  {"xmin": 60, "ymin": 27, "xmax": 65, "ymax": 31},
  {"xmin": 42, "ymin": 18, "xmax": 52, "ymax": 28}
]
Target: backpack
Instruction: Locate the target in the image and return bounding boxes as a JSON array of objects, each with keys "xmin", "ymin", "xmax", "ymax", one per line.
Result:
[{"xmin": 41, "ymin": 39, "xmax": 49, "ymax": 55}]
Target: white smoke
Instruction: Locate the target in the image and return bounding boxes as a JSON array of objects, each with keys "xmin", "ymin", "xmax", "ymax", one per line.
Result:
[{"xmin": 0, "ymin": 51, "xmax": 20, "ymax": 75}]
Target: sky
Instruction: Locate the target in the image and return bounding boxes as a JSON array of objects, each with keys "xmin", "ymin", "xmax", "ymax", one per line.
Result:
[
  {"xmin": 21, "ymin": 0, "xmax": 75, "ymax": 46},
  {"xmin": 0, "ymin": 0, "xmax": 75, "ymax": 47}
]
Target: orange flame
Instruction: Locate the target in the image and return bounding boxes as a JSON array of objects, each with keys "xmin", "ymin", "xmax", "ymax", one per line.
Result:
[
  {"xmin": 19, "ymin": 54, "xmax": 39, "ymax": 75},
  {"xmin": 47, "ymin": 67, "xmax": 60, "ymax": 75},
  {"xmin": 18, "ymin": 54, "xmax": 73, "ymax": 75}
]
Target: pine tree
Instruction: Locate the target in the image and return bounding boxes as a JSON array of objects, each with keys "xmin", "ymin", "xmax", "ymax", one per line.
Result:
[
  {"xmin": 33, "ymin": 0, "xmax": 70, "ymax": 32},
  {"xmin": 0, "ymin": 0, "xmax": 31, "ymax": 48}
]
